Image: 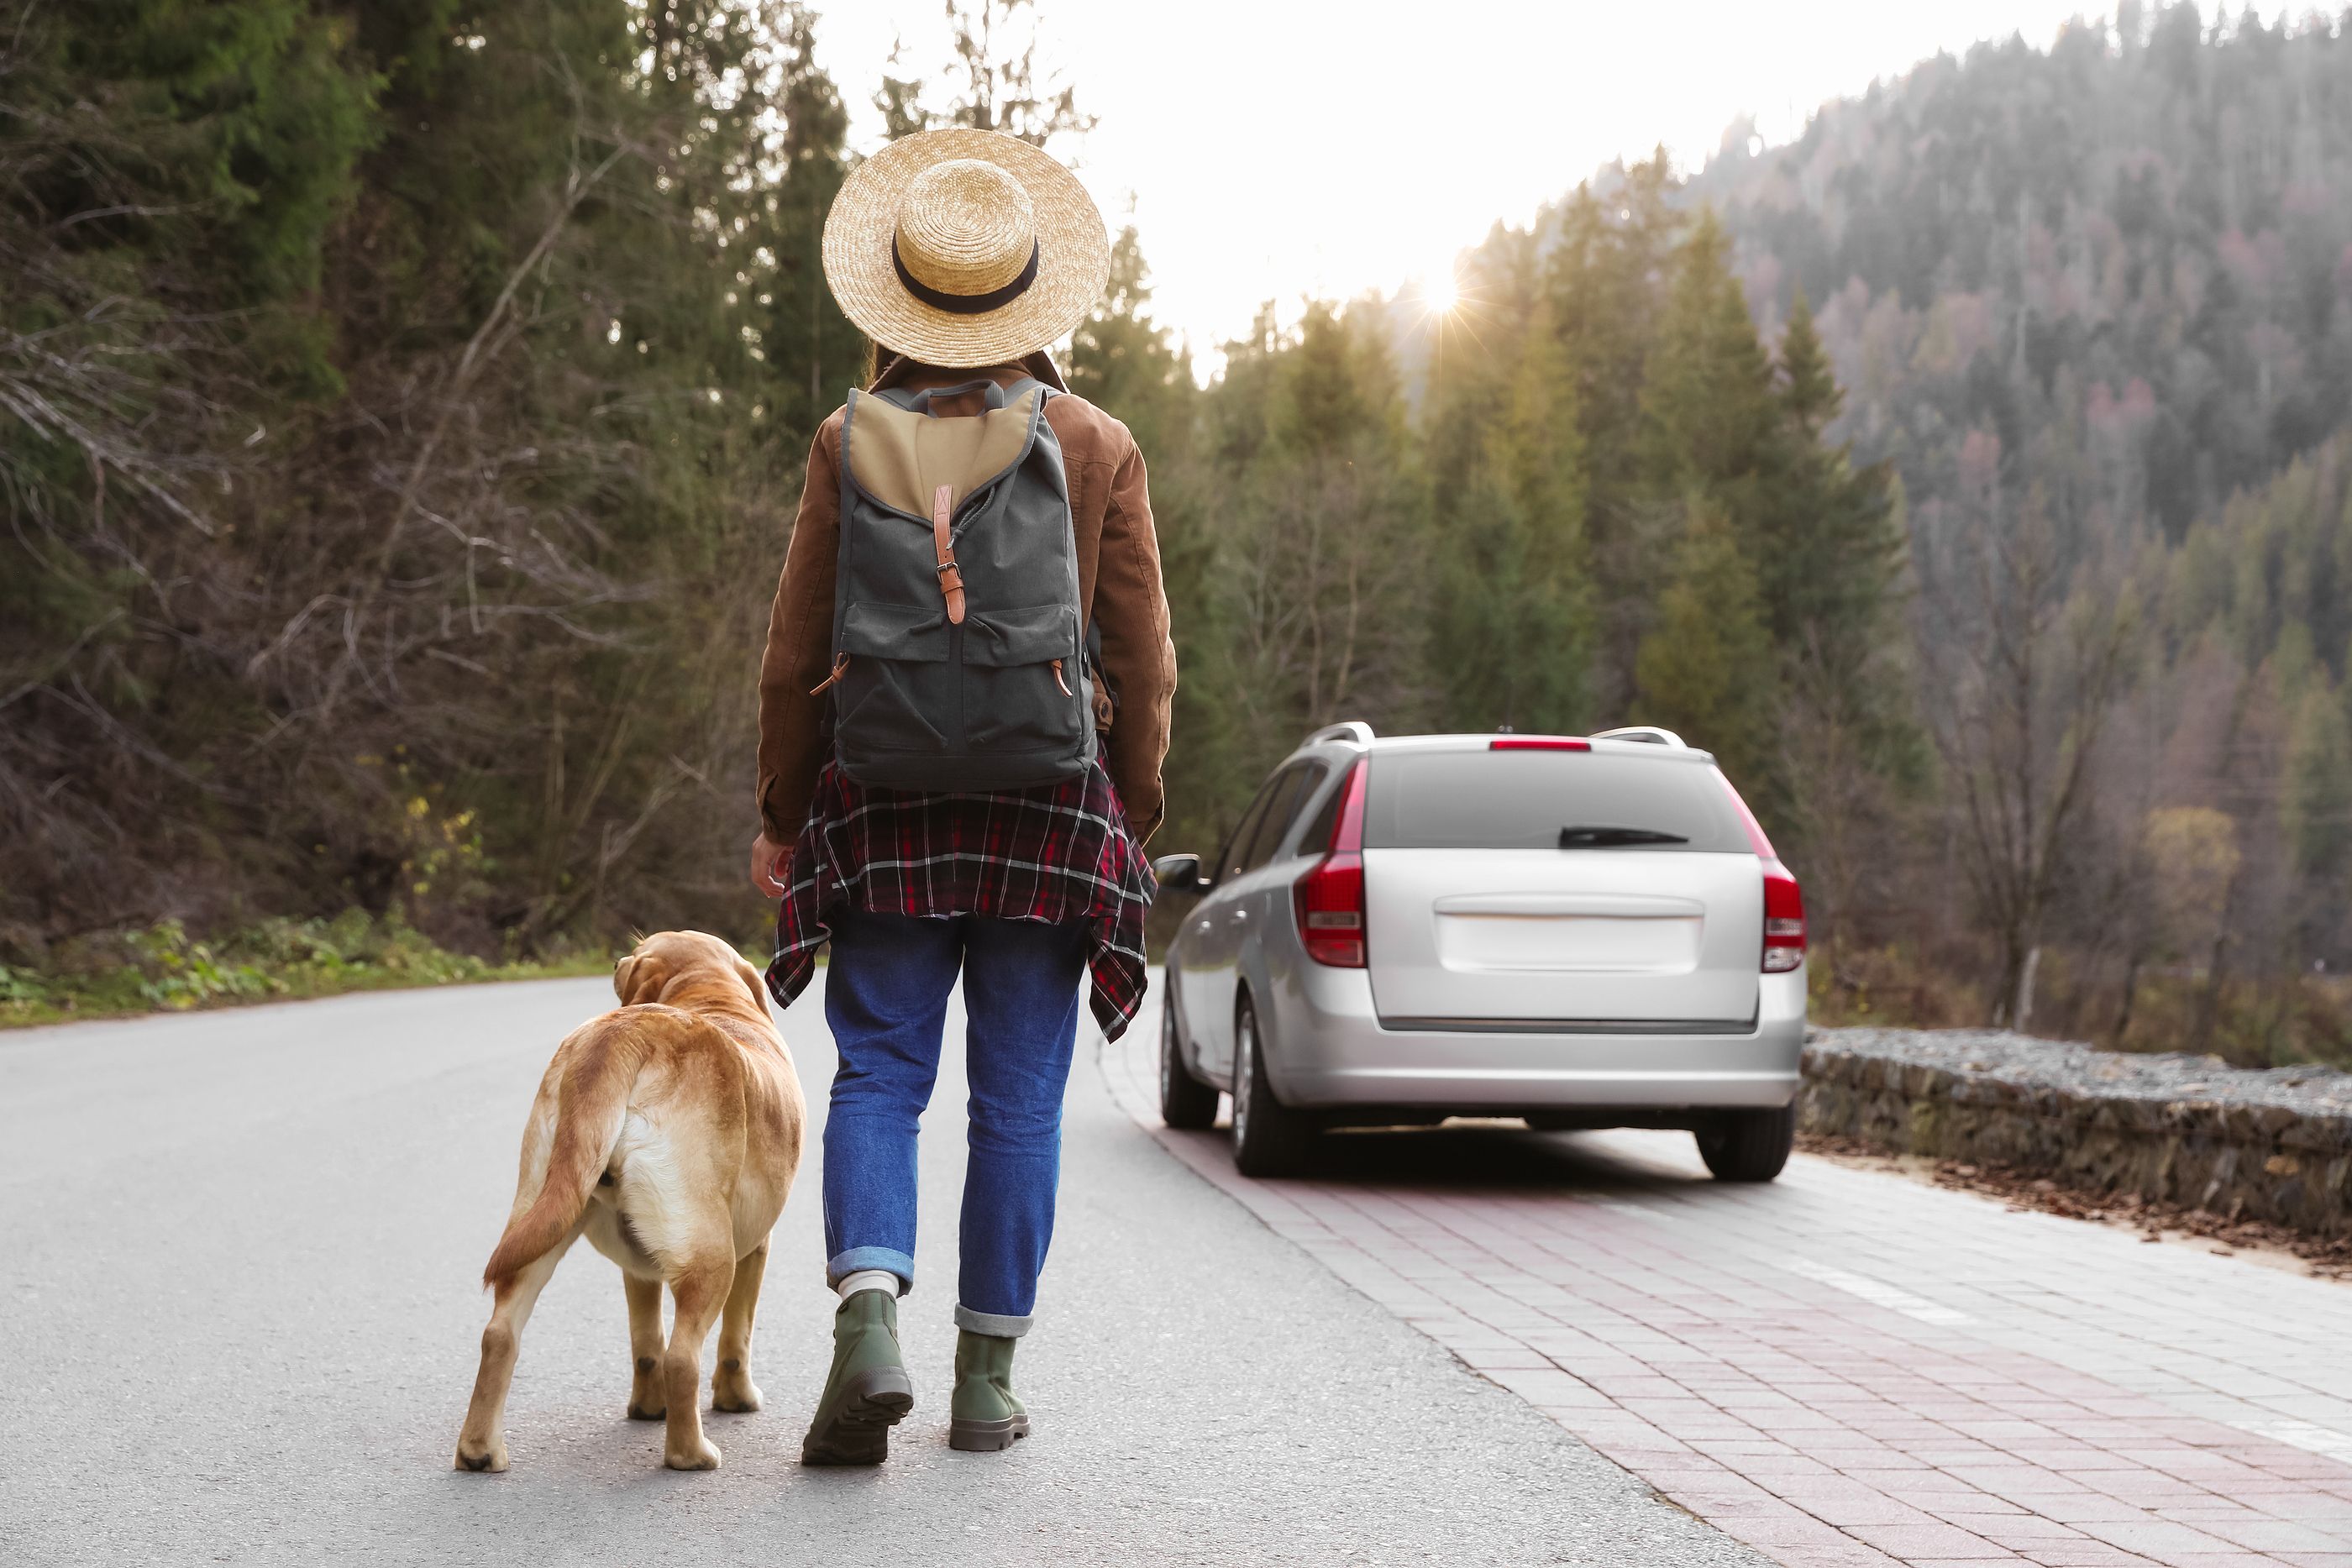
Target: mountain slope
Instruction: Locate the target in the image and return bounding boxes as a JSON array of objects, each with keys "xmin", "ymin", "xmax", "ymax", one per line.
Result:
[{"xmin": 1692, "ymin": 3, "xmax": 2352, "ymax": 547}]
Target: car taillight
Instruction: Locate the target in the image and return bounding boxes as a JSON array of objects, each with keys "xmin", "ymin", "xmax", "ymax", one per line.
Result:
[
  {"xmin": 1294, "ymin": 758, "xmax": 1368, "ymax": 968},
  {"xmin": 1714, "ymin": 768, "xmax": 1803, "ymax": 972},
  {"xmin": 1295, "ymin": 853, "xmax": 1365, "ymax": 966},
  {"xmin": 1762, "ymin": 857, "xmax": 1805, "ymax": 973},
  {"xmin": 1489, "ymin": 737, "xmax": 1590, "ymax": 751}
]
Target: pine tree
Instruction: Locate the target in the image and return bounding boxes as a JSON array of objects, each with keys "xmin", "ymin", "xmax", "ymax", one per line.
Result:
[
  {"xmin": 1641, "ymin": 208, "xmax": 1778, "ymax": 530},
  {"xmin": 1066, "ymin": 227, "xmax": 1194, "ymax": 459},
  {"xmin": 1431, "ymin": 481, "xmax": 1584, "ymax": 734},
  {"xmin": 1273, "ymin": 301, "xmax": 1385, "ymax": 458},
  {"xmin": 1759, "ymin": 287, "xmax": 1903, "ymax": 674},
  {"xmin": 1546, "ymin": 151, "xmax": 1679, "ymax": 533},
  {"xmin": 1220, "ymin": 302, "xmax": 1431, "ymax": 764},
  {"xmin": 1543, "ymin": 153, "xmax": 1681, "ymax": 713},
  {"xmin": 1430, "ymin": 296, "xmax": 1591, "ymax": 735},
  {"xmin": 1776, "ymin": 287, "xmax": 1841, "ymax": 435},
  {"xmin": 2283, "ymin": 682, "xmax": 2352, "ymax": 880},
  {"xmin": 763, "ymin": 4, "xmax": 866, "ymax": 443},
  {"xmin": 1634, "ymin": 506, "xmax": 1777, "ymax": 790}
]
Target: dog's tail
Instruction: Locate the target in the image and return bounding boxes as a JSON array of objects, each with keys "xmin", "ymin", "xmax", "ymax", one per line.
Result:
[{"xmin": 481, "ymin": 1017, "xmax": 652, "ymax": 1288}]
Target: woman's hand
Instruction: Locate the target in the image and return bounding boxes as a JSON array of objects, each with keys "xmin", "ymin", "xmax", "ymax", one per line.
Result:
[{"xmin": 748, "ymin": 832, "xmax": 790, "ymax": 896}]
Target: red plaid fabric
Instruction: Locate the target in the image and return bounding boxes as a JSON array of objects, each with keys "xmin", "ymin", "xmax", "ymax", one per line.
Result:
[{"xmin": 766, "ymin": 758, "xmax": 1155, "ymax": 1040}]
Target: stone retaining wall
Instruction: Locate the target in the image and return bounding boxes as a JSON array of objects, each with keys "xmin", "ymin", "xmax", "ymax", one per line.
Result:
[{"xmin": 1799, "ymin": 1027, "xmax": 2352, "ymax": 1239}]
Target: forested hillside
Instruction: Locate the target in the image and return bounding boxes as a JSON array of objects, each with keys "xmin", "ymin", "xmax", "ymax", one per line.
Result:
[
  {"xmin": 1695, "ymin": 3, "xmax": 2352, "ymax": 1053},
  {"xmin": 1696, "ymin": 2, "xmax": 2352, "ymax": 545},
  {"xmin": 6, "ymin": 2, "xmax": 2347, "ymax": 1064},
  {"xmin": 2, "ymin": 2, "xmax": 866, "ymax": 978}
]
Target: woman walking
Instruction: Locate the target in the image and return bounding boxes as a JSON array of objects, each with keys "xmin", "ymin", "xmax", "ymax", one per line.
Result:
[{"xmin": 749, "ymin": 128, "xmax": 1173, "ymax": 1465}]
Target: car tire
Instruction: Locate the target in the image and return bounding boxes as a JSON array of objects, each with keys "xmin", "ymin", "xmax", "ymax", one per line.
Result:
[
  {"xmin": 1231, "ymin": 994, "xmax": 1315, "ymax": 1177},
  {"xmin": 1694, "ymin": 1103, "xmax": 1796, "ymax": 1183},
  {"xmin": 1158, "ymin": 997, "xmax": 1219, "ymax": 1130}
]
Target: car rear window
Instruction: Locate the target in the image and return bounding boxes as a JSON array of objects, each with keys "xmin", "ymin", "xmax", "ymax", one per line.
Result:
[{"xmin": 1362, "ymin": 749, "xmax": 1754, "ymax": 852}]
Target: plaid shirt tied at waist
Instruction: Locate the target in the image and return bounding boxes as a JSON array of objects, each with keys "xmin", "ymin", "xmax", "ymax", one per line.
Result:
[{"xmin": 766, "ymin": 758, "xmax": 1155, "ymax": 1040}]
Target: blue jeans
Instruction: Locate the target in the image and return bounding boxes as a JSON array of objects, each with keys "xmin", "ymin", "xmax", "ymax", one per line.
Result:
[{"xmin": 821, "ymin": 909, "xmax": 1089, "ymax": 1338}]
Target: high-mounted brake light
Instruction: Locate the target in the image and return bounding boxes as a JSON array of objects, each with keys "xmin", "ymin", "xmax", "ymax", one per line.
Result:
[
  {"xmin": 1490, "ymin": 737, "xmax": 1590, "ymax": 751},
  {"xmin": 1293, "ymin": 758, "xmax": 1368, "ymax": 968}
]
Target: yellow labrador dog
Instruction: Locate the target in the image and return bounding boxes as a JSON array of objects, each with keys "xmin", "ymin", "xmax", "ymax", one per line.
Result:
[{"xmin": 455, "ymin": 931, "xmax": 804, "ymax": 1474}]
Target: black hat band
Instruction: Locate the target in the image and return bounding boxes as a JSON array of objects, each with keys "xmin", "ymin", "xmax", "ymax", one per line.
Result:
[{"xmin": 892, "ymin": 233, "xmax": 1041, "ymax": 315}]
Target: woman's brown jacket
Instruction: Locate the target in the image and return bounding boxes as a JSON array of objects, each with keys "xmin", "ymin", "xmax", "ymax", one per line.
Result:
[{"xmin": 756, "ymin": 354, "xmax": 1177, "ymax": 846}]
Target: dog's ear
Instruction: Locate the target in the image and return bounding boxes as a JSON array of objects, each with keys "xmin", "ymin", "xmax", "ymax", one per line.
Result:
[
  {"xmin": 612, "ymin": 953, "xmax": 637, "ymax": 1004},
  {"xmin": 734, "ymin": 955, "xmax": 769, "ymax": 1015}
]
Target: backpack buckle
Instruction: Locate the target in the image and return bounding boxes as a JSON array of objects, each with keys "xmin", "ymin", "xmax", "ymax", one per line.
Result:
[{"xmin": 930, "ymin": 483, "xmax": 967, "ymax": 625}]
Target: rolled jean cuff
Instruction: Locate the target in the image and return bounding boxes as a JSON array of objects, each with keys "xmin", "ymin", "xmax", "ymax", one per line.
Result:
[
  {"xmin": 954, "ymin": 1303, "xmax": 1034, "ymax": 1339},
  {"xmin": 826, "ymin": 1246, "xmax": 913, "ymax": 1294}
]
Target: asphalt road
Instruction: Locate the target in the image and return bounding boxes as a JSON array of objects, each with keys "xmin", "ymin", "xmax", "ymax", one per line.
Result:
[{"xmin": 0, "ymin": 974, "xmax": 1764, "ymax": 1568}]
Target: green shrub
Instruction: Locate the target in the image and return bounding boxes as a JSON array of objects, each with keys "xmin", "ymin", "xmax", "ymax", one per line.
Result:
[{"xmin": 1, "ymin": 910, "xmax": 613, "ymax": 1027}]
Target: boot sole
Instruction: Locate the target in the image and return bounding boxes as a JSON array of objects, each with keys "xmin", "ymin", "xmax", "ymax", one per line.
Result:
[
  {"xmin": 948, "ymin": 1413, "xmax": 1030, "ymax": 1452},
  {"xmin": 800, "ymin": 1366, "xmax": 915, "ymax": 1466}
]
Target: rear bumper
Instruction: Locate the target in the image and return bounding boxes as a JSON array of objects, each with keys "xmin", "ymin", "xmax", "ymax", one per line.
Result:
[{"xmin": 1260, "ymin": 963, "xmax": 1806, "ymax": 1113}]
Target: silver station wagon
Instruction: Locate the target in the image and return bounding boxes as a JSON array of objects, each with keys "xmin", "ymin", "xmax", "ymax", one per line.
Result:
[{"xmin": 1152, "ymin": 724, "xmax": 1808, "ymax": 1181}]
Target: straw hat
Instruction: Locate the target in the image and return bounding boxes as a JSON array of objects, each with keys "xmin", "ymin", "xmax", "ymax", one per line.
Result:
[{"xmin": 822, "ymin": 128, "xmax": 1110, "ymax": 369}]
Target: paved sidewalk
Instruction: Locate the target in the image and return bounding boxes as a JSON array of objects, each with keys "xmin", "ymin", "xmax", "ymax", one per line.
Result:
[{"xmin": 1106, "ymin": 997, "xmax": 2352, "ymax": 1568}]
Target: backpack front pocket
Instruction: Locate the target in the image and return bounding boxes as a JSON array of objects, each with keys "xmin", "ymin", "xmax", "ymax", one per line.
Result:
[
  {"xmin": 834, "ymin": 601, "xmax": 953, "ymax": 758},
  {"xmin": 962, "ymin": 604, "xmax": 1087, "ymax": 754}
]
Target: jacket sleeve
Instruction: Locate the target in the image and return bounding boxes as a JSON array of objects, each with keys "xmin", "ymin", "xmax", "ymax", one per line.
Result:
[
  {"xmin": 1095, "ymin": 433, "xmax": 1177, "ymax": 843},
  {"xmin": 755, "ymin": 417, "xmax": 843, "ymax": 843}
]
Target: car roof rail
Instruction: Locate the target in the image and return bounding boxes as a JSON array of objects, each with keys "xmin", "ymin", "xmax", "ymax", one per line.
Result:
[
  {"xmin": 1591, "ymin": 725, "xmax": 1688, "ymax": 748},
  {"xmin": 1302, "ymin": 720, "xmax": 1375, "ymax": 748}
]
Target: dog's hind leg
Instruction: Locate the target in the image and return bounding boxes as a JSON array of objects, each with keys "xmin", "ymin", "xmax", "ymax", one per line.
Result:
[
  {"xmin": 624, "ymin": 1272, "xmax": 667, "ymax": 1420},
  {"xmin": 658, "ymin": 1254, "xmax": 734, "ymax": 1470},
  {"xmin": 711, "ymin": 1244, "xmax": 768, "ymax": 1413},
  {"xmin": 455, "ymin": 1233, "xmax": 575, "ymax": 1473}
]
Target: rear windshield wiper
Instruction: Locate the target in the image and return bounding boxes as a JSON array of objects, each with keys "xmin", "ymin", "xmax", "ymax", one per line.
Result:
[{"xmin": 1557, "ymin": 826, "xmax": 1689, "ymax": 848}]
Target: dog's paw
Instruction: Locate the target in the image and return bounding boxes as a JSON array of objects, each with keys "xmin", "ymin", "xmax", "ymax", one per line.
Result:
[
  {"xmin": 711, "ymin": 1373, "xmax": 763, "ymax": 1413},
  {"xmin": 664, "ymin": 1436, "xmax": 722, "ymax": 1471},
  {"xmin": 626, "ymin": 1400, "xmax": 667, "ymax": 1421},
  {"xmin": 454, "ymin": 1440, "xmax": 509, "ymax": 1474}
]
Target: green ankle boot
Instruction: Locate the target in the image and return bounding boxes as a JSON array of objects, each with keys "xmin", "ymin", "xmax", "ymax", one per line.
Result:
[
  {"xmin": 948, "ymin": 1329, "xmax": 1029, "ymax": 1452},
  {"xmin": 800, "ymin": 1289, "xmax": 914, "ymax": 1466}
]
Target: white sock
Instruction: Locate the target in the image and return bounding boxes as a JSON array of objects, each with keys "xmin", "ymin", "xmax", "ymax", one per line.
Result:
[{"xmin": 837, "ymin": 1268, "xmax": 898, "ymax": 1299}]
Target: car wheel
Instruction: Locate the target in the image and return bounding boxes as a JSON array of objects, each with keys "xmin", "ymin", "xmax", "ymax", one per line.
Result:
[
  {"xmin": 1694, "ymin": 1103, "xmax": 1796, "ymax": 1183},
  {"xmin": 1158, "ymin": 996, "xmax": 1219, "ymax": 1130},
  {"xmin": 1231, "ymin": 994, "xmax": 1315, "ymax": 1177}
]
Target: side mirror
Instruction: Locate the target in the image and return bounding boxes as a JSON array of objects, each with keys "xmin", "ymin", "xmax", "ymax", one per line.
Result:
[{"xmin": 1152, "ymin": 852, "xmax": 1208, "ymax": 895}]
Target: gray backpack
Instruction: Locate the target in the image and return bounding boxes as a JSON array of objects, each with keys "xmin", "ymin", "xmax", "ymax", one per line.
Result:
[{"xmin": 816, "ymin": 376, "xmax": 1101, "ymax": 791}]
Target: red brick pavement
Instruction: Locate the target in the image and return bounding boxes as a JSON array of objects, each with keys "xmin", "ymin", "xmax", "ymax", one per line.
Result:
[{"xmin": 1102, "ymin": 1004, "xmax": 2352, "ymax": 1568}]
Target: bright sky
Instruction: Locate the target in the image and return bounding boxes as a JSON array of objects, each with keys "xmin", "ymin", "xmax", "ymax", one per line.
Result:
[{"xmin": 811, "ymin": 3, "xmax": 2224, "ymax": 367}]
